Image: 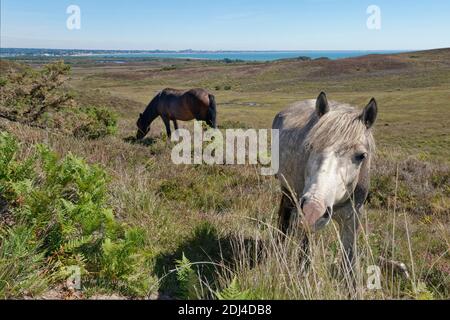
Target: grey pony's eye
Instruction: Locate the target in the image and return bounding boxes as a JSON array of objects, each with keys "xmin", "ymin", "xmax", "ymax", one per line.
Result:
[{"xmin": 355, "ymin": 152, "xmax": 368, "ymax": 163}]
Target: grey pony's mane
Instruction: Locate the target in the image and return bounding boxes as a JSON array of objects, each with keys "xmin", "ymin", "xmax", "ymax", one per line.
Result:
[{"xmin": 304, "ymin": 106, "xmax": 376, "ymax": 154}]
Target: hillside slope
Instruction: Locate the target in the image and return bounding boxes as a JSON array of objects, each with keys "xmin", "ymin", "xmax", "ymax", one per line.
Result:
[{"xmin": 0, "ymin": 49, "xmax": 449, "ymax": 299}]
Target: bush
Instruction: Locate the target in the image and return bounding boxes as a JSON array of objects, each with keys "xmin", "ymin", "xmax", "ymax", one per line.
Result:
[
  {"xmin": 219, "ymin": 120, "xmax": 251, "ymax": 130},
  {"xmin": 371, "ymin": 157, "xmax": 449, "ymax": 215},
  {"xmin": 0, "ymin": 61, "xmax": 118, "ymax": 140},
  {"xmin": 0, "ymin": 133, "xmax": 156, "ymax": 298},
  {"xmin": 161, "ymin": 65, "xmax": 177, "ymax": 71},
  {"xmin": 222, "ymin": 58, "xmax": 244, "ymax": 64},
  {"xmin": 73, "ymin": 106, "xmax": 118, "ymax": 139},
  {"xmin": 0, "ymin": 61, "xmax": 73, "ymax": 125}
]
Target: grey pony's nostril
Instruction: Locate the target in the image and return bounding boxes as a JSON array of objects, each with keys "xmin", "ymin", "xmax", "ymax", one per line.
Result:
[{"xmin": 300, "ymin": 197, "xmax": 307, "ymax": 210}]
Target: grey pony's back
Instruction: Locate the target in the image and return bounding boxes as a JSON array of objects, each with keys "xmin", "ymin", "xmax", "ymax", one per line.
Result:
[
  {"xmin": 273, "ymin": 99, "xmax": 354, "ymax": 130},
  {"xmin": 273, "ymin": 100, "xmax": 316, "ymax": 130},
  {"xmin": 273, "ymin": 100, "xmax": 317, "ymax": 193}
]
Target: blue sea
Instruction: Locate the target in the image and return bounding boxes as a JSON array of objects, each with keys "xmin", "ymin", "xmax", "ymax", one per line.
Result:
[
  {"xmin": 98, "ymin": 50, "xmax": 404, "ymax": 61},
  {"xmin": 0, "ymin": 48, "xmax": 408, "ymax": 61}
]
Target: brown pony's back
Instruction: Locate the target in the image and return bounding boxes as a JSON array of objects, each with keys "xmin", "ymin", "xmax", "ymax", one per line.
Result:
[{"xmin": 158, "ymin": 88, "xmax": 210, "ymax": 121}]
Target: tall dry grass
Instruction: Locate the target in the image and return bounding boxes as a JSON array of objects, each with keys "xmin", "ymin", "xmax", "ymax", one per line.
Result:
[{"xmin": 1, "ymin": 117, "xmax": 448, "ymax": 299}]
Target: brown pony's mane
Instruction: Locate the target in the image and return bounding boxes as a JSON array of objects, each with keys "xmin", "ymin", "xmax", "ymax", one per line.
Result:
[
  {"xmin": 304, "ymin": 106, "xmax": 376, "ymax": 154},
  {"xmin": 138, "ymin": 92, "xmax": 161, "ymax": 126}
]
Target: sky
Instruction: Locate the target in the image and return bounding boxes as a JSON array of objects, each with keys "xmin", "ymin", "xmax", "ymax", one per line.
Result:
[{"xmin": 1, "ymin": 0, "xmax": 449, "ymax": 51}]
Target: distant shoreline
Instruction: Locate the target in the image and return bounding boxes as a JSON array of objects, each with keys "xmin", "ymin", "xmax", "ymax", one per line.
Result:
[{"xmin": 0, "ymin": 48, "xmax": 409, "ymax": 61}]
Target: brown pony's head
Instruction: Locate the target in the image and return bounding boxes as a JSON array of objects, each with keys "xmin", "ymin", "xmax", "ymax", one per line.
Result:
[
  {"xmin": 136, "ymin": 113, "xmax": 151, "ymax": 140},
  {"xmin": 136, "ymin": 93, "xmax": 161, "ymax": 140}
]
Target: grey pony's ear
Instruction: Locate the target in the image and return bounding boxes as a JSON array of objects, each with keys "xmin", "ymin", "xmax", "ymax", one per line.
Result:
[
  {"xmin": 361, "ymin": 98, "xmax": 378, "ymax": 129},
  {"xmin": 316, "ymin": 92, "xmax": 330, "ymax": 117}
]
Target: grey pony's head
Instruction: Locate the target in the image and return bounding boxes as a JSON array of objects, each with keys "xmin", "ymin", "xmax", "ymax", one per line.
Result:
[{"xmin": 301, "ymin": 92, "xmax": 377, "ymax": 230}]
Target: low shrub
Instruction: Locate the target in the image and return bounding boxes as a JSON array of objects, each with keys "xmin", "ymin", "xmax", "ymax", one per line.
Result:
[
  {"xmin": 0, "ymin": 61, "xmax": 118, "ymax": 140},
  {"xmin": 0, "ymin": 225, "xmax": 50, "ymax": 298},
  {"xmin": 0, "ymin": 61, "xmax": 73, "ymax": 125},
  {"xmin": 371, "ymin": 157, "xmax": 449, "ymax": 215},
  {"xmin": 218, "ymin": 120, "xmax": 251, "ymax": 130},
  {"xmin": 161, "ymin": 65, "xmax": 177, "ymax": 71},
  {"xmin": 0, "ymin": 132, "xmax": 156, "ymax": 298},
  {"xmin": 73, "ymin": 106, "xmax": 118, "ymax": 139}
]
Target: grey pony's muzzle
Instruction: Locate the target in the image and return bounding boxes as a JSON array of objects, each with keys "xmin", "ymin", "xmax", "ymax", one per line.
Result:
[{"xmin": 312, "ymin": 208, "xmax": 333, "ymax": 231}]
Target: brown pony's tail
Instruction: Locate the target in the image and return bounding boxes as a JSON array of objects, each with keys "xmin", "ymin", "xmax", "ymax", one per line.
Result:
[{"xmin": 207, "ymin": 94, "xmax": 217, "ymax": 128}]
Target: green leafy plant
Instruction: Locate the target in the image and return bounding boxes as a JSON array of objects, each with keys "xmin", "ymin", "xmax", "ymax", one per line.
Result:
[
  {"xmin": 0, "ymin": 61, "xmax": 72, "ymax": 125},
  {"xmin": 0, "ymin": 225, "xmax": 50, "ymax": 298},
  {"xmin": 176, "ymin": 253, "xmax": 200, "ymax": 299},
  {"xmin": 0, "ymin": 133, "xmax": 156, "ymax": 298},
  {"xmin": 73, "ymin": 106, "xmax": 118, "ymax": 139},
  {"xmin": 0, "ymin": 61, "xmax": 117, "ymax": 140},
  {"xmin": 216, "ymin": 277, "xmax": 254, "ymax": 300}
]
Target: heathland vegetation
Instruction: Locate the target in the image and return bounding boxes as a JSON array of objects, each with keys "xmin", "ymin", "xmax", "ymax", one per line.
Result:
[{"xmin": 0, "ymin": 48, "xmax": 449, "ymax": 299}]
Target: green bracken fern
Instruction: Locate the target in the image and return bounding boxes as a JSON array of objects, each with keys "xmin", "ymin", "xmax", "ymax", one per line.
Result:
[{"xmin": 0, "ymin": 132, "xmax": 156, "ymax": 298}]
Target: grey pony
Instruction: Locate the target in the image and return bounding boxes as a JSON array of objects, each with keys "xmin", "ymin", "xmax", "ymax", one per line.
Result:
[{"xmin": 273, "ymin": 92, "xmax": 377, "ymax": 270}]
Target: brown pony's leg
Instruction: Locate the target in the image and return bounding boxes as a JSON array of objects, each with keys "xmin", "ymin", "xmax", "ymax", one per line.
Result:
[
  {"xmin": 162, "ymin": 116, "xmax": 171, "ymax": 139},
  {"xmin": 173, "ymin": 120, "xmax": 179, "ymax": 131}
]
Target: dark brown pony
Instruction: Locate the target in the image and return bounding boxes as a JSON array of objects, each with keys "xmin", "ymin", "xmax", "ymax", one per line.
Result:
[{"xmin": 136, "ymin": 88, "xmax": 217, "ymax": 139}]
